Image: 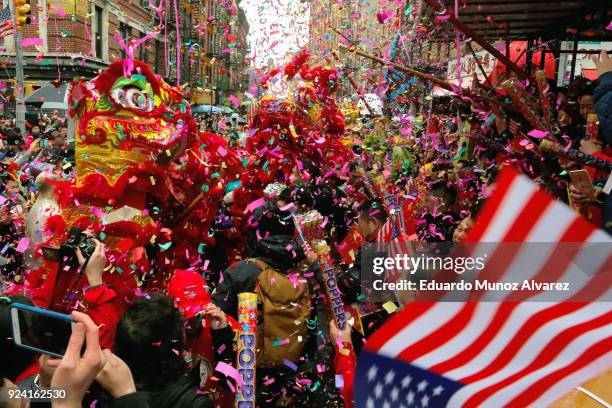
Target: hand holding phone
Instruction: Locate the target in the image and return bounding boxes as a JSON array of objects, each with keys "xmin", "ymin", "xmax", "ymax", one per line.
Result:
[
  {"xmin": 11, "ymin": 303, "xmax": 75, "ymax": 358},
  {"xmin": 50, "ymin": 311, "xmax": 106, "ymax": 408},
  {"xmin": 568, "ymin": 170, "xmax": 595, "ymax": 208}
]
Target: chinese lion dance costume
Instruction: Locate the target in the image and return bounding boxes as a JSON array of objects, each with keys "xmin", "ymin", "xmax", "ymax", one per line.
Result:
[{"xmin": 16, "ymin": 50, "xmax": 350, "ymax": 311}]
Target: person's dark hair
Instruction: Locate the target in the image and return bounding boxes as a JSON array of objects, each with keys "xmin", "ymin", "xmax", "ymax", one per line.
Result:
[
  {"xmin": 299, "ymin": 159, "xmax": 320, "ymax": 179},
  {"xmin": 577, "ymin": 79, "xmax": 596, "ymax": 99},
  {"xmin": 469, "ymin": 200, "xmax": 484, "ymax": 217},
  {"xmin": 456, "ymin": 159, "xmax": 471, "ymax": 168},
  {"xmin": 0, "ymin": 295, "xmax": 37, "ymax": 382},
  {"xmin": 568, "ymin": 77, "xmax": 594, "ymax": 100},
  {"xmin": 357, "ymin": 199, "xmax": 388, "ymax": 223},
  {"xmin": 246, "ymin": 201, "xmax": 295, "ymax": 255},
  {"xmin": 5, "ymin": 131, "xmax": 20, "ymax": 148},
  {"xmin": 278, "ymin": 186, "xmax": 291, "ymax": 204},
  {"xmin": 114, "ymin": 294, "xmax": 186, "ymax": 391},
  {"xmin": 431, "ymin": 180, "xmax": 457, "ymax": 203},
  {"xmin": 292, "ymin": 185, "xmax": 314, "ymax": 209},
  {"xmin": 348, "ymin": 161, "xmax": 360, "ymax": 173}
]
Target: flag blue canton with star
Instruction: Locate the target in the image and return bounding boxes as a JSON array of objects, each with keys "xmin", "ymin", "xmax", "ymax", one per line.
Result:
[
  {"xmin": 355, "ymin": 351, "xmax": 464, "ymax": 408},
  {"xmin": 0, "ymin": 7, "xmax": 12, "ymax": 22}
]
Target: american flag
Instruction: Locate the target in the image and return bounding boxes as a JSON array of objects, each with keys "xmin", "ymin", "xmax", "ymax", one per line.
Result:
[
  {"xmin": 357, "ymin": 167, "xmax": 611, "ymax": 407},
  {"xmin": 0, "ymin": 7, "xmax": 14, "ymax": 39},
  {"xmin": 377, "ymin": 193, "xmax": 417, "ymax": 283}
]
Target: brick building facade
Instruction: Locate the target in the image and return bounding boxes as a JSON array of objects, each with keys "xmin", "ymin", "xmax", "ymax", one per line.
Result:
[{"xmin": 0, "ymin": 0, "xmax": 248, "ymax": 107}]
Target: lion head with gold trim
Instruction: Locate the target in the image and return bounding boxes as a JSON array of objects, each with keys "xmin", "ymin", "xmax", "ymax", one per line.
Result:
[{"xmin": 67, "ymin": 60, "xmax": 196, "ymax": 200}]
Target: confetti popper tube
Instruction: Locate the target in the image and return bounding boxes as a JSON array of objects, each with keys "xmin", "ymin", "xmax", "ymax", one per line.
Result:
[
  {"xmin": 313, "ymin": 240, "xmax": 347, "ymax": 331},
  {"xmin": 535, "ymin": 71, "xmax": 554, "ymax": 129},
  {"xmin": 236, "ymin": 292, "xmax": 257, "ymax": 408},
  {"xmin": 501, "ymin": 78, "xmax": 547, "ymax": 131},
  {"xmin": 540, "ymin": 140, "xmax": 612, "ymax": 171}
]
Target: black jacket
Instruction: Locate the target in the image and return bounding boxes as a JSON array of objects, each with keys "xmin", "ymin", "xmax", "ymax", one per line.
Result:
[
  {"xmin": 111, "ymin": 376, "xmax": 212, "ymax": 408},
  {"xmin": 212, "ymin": 235, "xmax": 344, "ymax": 407},
  {"xmin": 212, "ymin": 235, "xmax": 304, "ymax": 319}
]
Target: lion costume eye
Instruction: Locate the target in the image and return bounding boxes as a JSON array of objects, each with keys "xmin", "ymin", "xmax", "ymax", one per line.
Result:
[{"xmin": 112, "ymin": 87, "xmax": 154, "ymax": 112}]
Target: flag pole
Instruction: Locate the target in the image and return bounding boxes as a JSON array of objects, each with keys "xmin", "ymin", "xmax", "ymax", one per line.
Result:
[{"xmin": 10, "ymin": 3, "xmax": 26, "ymax": 135}]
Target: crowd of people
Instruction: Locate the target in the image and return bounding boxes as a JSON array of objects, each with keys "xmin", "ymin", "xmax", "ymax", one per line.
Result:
[{"xmin": 0, "ymin": 49, "xmax": 611, "ymax": 408}]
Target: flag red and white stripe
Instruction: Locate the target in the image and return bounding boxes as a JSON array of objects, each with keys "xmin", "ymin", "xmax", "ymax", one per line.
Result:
[
  {"xmin": 360, "ymin": 167, "xmax": 611, "ymax": 407},
  {"xmin": 376, "ymin": 195, "xmax": 417, "ymax": 282},
  {"xmin": 0, "ymin": 7, "xmax": 14, "ymax": 39}
]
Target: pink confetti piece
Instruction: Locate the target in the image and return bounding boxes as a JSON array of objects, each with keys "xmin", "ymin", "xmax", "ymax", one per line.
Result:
[
  {"xmin": 376, "ymin": 9, "xmax": 394, "ymax": 24},
  {"xmin": 0, "ymin": 196, "xmax": 7, "ymax": 205},
  {"xmin": 22, "ymin": 38, "xmax": 44, "ymax": 47},
  {"xmin": 217, "ymin": 145, "xmax": 227, "ymax": 156},
  {"xmin": 527, "ymin": 129, "xmax": 549, "ymax": 139},
  {"xmin": 244, "ymin": 197, "xmax": 265, "ymax": 214},
  {"xmin": 55, "ymin": 6, "xmax": 66, "ymax": 17},
  {"xmin": 215, "ymin": 361, "xmax": 243, "ymax": 386},
  {"xmin": 278, "ymin": 202, "xmax": 294, "ymax": 211},
  {"xmin": 229, "ymin": 94, "xmax": 241, "ymax": 107},
  {"xmin": 263, "ymin": 378, "xmax": 275, "ymax": 385},
  {"xmin": 16, "ymin": 237, "xmax": 30, "ymax": 253}
]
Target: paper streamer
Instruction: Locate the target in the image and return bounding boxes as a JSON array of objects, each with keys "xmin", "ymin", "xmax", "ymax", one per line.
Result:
[
  {"xmin": 236, "ymin": 292, "xmax": 257, "ymax": 407},
  {"xmin": 22, "ymin": 38, "xmax": 44, "ymax": 47}
]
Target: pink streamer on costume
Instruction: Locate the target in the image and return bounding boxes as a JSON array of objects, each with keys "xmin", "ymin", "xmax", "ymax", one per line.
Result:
[
  {"xmin": 455, "ymin": 0, "xmax": 462, "ymax": 87},
  {"xmin": 115, "ymin": 30, "xmax": 159, "ymax": 78},
  {"xmin": 164, "ymin": 0, "xmax": 169, "ymax": 77},
  {"xmin": 173, "ymin": 0, "xmax": 180, "ymax": 85}
]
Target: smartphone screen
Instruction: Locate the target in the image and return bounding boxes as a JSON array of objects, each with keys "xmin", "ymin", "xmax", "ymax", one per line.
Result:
[
  {"xmin": 569, "ymin": 170, "xmax": 593, "ymax": 193},
  {"xmin": 10, "ymin": 304, "xmax": 74, "ymax": 358}
]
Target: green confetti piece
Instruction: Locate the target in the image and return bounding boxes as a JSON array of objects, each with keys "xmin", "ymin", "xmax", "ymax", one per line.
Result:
[
  {"xmin": 198, "ymin": 243, "xmax": 205, "ymax": 253},
  {"xmin": 99, "ymin": 232, "xmax": 106, "ymax": 240},
  {"xmin": 201, "ymin": 185, "xmax": 209, "ymax": 192},
  {"xmin": 158, "ymin": 242, "xmax": 172, "ymax": 251}
]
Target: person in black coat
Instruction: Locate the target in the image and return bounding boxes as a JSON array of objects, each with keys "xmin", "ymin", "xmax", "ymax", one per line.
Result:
[
  {"xmin": 593, "ymin": 51, "xmax": 612, "ymax": 234},
  {"xmin": 212, "ymin": 200, "xmax": 343, "ymax": 407}
]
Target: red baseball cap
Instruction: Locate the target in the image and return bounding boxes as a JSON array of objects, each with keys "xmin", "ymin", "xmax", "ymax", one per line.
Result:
[{"xmin": 168, "ymin": 269, "xmax": 211, "ymax": 319}]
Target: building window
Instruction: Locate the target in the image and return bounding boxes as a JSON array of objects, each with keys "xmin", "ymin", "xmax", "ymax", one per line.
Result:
[
  {"xmin": 94, "ymin": 6, "xmax": 103, "ymax": 59},
  {"xmin": 140, "ymin": 0, "xmax": 148, "ymax": 8},
  {"xmin": 139, "ymin": 34, "xmax": 147, "ymax": 61},
  {"xmin": 119, "ymin": 23, "xmax": 130, "ymax": 58}
]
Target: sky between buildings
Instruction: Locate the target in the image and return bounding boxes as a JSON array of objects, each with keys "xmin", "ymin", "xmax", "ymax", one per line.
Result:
[{"xmin": 240, "ymin": 0, "xmax": 310, "ymax": 68}]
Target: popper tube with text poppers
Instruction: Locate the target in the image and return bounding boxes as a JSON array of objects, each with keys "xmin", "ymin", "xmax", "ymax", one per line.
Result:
[{"xmin": 236, "ymin": 292, "xmax": 257, "ymax": 408}]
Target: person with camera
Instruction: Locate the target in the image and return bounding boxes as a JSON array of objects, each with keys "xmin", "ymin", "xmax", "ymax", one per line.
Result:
[{"xmin": 74, "ymin": 238, "xmax": 122, "ymax": 351}]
